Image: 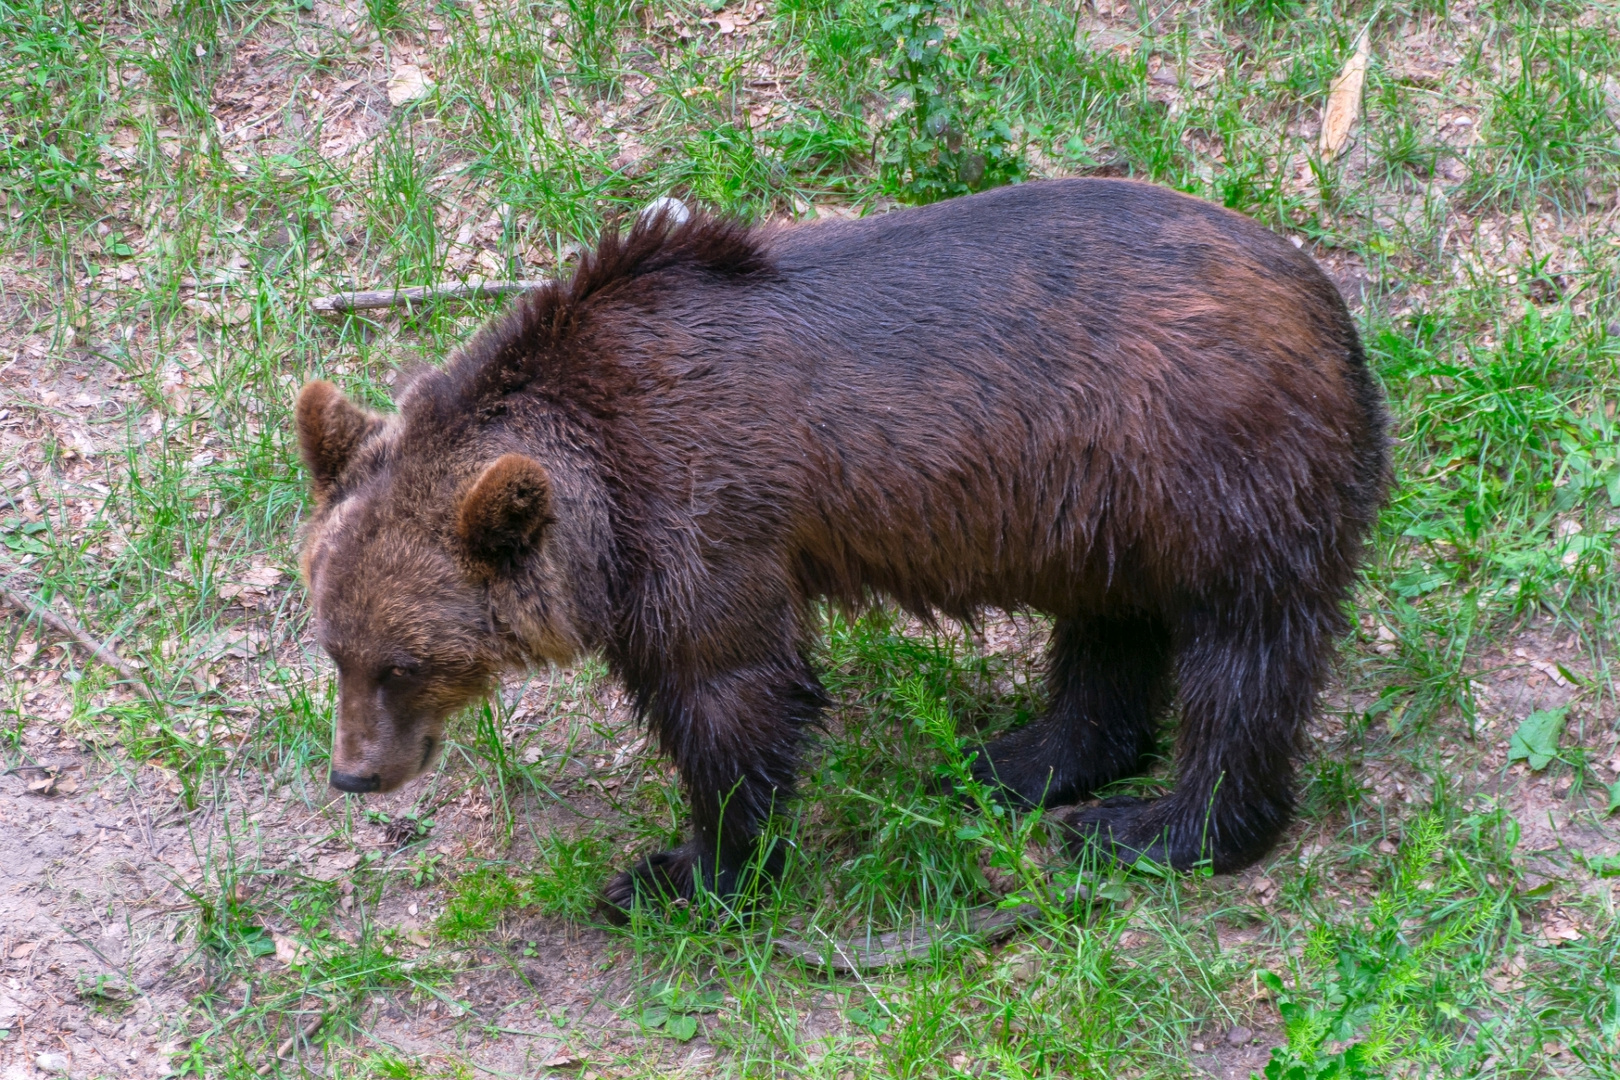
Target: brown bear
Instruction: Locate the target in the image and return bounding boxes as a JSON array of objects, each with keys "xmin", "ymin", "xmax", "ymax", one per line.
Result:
[{"xmin": 295, "ymin": 178, "xmax": 1389, "ymax": 918}]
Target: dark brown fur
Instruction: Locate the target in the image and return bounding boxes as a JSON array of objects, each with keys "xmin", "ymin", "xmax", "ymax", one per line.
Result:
[{"xmin": 295, "ymin": 179, "xmax": 1389, "ymax": 915}]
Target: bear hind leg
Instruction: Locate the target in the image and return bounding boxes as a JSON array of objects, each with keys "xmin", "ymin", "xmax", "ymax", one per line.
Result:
[
  {"xmin": 972, "ymin": 614, "xmax": 1173, "ymax": 808},
  {"xmin": 1060, "ymin": 596, "xmax": 1333, "ymax": 873}
]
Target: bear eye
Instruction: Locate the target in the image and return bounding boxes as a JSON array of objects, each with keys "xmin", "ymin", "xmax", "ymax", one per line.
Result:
[{"xmin": 382, "ymin": 661, "xmax": 420, "ymax": 683}]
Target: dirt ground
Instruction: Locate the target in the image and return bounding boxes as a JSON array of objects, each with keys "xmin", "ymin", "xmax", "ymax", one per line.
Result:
[{"xmin": 3, "ymin": 602, "xmax": 1618, "ymax": 1076}]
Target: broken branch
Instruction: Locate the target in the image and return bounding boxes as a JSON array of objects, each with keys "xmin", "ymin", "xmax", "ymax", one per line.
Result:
[
  {"xmin": 311, "ymin": 278, "xmax": 548, "ymax": 314},
  {"xmin": 256, "ymin": 1011, "xmax": 327, "ymax": 1076},
  {"xmin": 1, "ymin": 574, "xmax": 154, "ymax": 700},
  {"xmin": 774, "ymin": 902, "xmax": 1041, "ymax": 973}
]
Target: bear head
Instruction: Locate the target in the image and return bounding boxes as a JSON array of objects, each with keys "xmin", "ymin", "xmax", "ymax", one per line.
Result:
[{"xmin": 294, "ymin": 379, "xmax": 588, "ymax": 794}]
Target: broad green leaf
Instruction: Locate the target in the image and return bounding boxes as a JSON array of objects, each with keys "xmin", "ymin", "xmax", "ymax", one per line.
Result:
[
  {"xmin": 665, "ymin": 1014, "xmax": 698, "ymax": 1041},
  {"xmin": 1507, "ymin": 706, "xmax": 1568, "ymax": 770},
  {"xmin": 846, "ymin": 1006, "xmax": 889, "ymax": 1035},
  {"xmin": 1094, "ymin": 880, "xmax": 1131, "ymax": 903},
  {"xmin": 240, "ymin": 927, "xmax": 277, "ymax": 957},
  {"xmin": 1582, "ymin": 853, "xmax": 1620, "ymax": 876}
]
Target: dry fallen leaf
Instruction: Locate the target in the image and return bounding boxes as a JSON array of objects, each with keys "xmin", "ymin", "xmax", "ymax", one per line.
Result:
[
  {"xmin": 388, "ymin": 64, "xmax": 434, "ymax": 106},
  {"xmin": 1320, "ymin": 29, "xmax": 1372, "ymax": 160},
  {"xmin": 24, "ymin": 769, "xmax": 76, "ymax": 797},
  {"xmin": 1539, "ymin": 919, "xmax": 1583, "ymax": 945},
  {"xmin": 182, "ymin": 297, "xmax": 251, "ymax": 327},
  {"xmin": 273, "ymin": 933, "xmax": 311, "ymax": 966},
  {"xmin": 322, "ymin": 851, "xmax": 362, "ymax": 872},
  {"xmin": 9, "ymin": 942, "xmax": 38, "ymax": 960},
  {"xmin": 1528, "ymin": 660, "xmax": 1571, "ymax": 688},
  {"xmin": 241, "ymin": 565, "xmax": 284, "ymax": 588}
]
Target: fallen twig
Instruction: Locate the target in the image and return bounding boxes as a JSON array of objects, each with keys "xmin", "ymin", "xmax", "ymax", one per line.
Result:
[
  {"xmin": 1, "ymin": 575, "xmax": 153, "ymax": 700},
  {"xmin": 774, "ymin": 902, "xmax": 1041, "ymax": 973},
  {"xmin": 127, "ymin": 789, "xmax": 160, "ymax": 856},
  {"xmin": 311, "ymin": 279, "xmax": 548, "ymax": 314},
  {"xmin": 256, "ymin": 1011, "xmax": 326, "ymax": 1075}
]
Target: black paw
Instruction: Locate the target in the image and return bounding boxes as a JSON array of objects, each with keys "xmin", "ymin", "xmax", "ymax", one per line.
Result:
[
  {"xmin": 1059, "ymin": 796, "xmax": 1283, "ymax": 874},
  {"xmin": 599, "ymin": 844, "xmax": 702, "ymax": 924},
  {"xmin": 968, "ymin": 735, "xmax": 1078, "ymax": 809},
  {"xmin": 598, "ymin": 841, "xmax": 785, "ymax": 924},
  {"xmin": 1058, "ymin": 797, "xmax": 1175, "ymax": 869}
]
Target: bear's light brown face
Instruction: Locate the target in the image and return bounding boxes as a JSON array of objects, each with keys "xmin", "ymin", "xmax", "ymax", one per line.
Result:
[
  {"xmin": 295, "ymin": 379, "xmax": 563, "ymax": 794},
  {"xmin": 304, "ymin": 508, "xmax": 500, "ymax": 792}
]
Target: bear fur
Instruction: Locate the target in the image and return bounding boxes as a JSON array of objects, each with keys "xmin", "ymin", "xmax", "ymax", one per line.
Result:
[{"xmin": 295, "ymin": 178, "xmax": 1389, "ymax": 916}]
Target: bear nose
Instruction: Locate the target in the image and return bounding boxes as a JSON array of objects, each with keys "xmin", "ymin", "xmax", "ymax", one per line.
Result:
[{"xmin": 329, "ymin": 769, "xmax": 382, "ymax": 793}]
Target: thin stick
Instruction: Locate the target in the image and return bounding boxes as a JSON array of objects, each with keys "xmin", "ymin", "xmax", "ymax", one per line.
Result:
[
  {"xmin": 128, "ymin": 788, "xmax": 159, "ymax": 857},
  {"xmin": 1, "ymin": 577, "xmax": 153, "ymax": 700},
  {"xmin": 311, "ymin": 279, "xmax": 548, "ymax": 314},
  {"xmin": 773, "ymin": 902, "xmax": 1040, "ymax": 973},
  {"xmin": 256, "ymin": 1011, "xmax": 326, "ymax": 1075}
]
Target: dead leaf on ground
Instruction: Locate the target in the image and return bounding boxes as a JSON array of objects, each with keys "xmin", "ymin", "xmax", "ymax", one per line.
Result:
[
  {"xmin": 387, "ymin": 64, "xmax": 434, "ymax": 106},
  {"xmin": 273, "ymin": 933, "xmax": 311, "ymax": 966},
  {"xmin": 1320, "ymin": 29, "xmax": 1372, "ymax": 160},
  {"xmin": 9, "ymin": 942, "xmax": 38, "ymax": 960},
  {"xmin": 1538, "ymin": 917, "xmax": 1583, "ymax": 945},
  {"xmin": 182, "ymin": 297, "xmax": 251, "ymax": 327},
  {"xmin": 24, "ymin": 768, "xmax": 79, "ymax": 797}
]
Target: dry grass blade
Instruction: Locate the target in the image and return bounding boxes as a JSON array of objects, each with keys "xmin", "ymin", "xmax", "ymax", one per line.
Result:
[{"xmin": 1320, "ymin": 28, "xmax": 1372, "ymax": 161}]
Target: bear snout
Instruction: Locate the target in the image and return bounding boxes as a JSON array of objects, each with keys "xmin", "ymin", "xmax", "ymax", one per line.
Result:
[
  {"xmin": 329, "ymin": 769, "xmax": 382, "ymax": 793},
  {"xmin": 329, "ymin": 725, "xmax": 443, "ymax": 793}
]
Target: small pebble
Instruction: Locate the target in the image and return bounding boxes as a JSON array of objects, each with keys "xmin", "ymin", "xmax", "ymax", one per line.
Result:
[
  {"xmin": 1606, "ymin": 319, "xmax": 1620, "ymax": 338},
  {"xmin": 36, "ymin": 1052, "xmax": 71, "ymax": 1075},
  {"xmin": 1227, "ymin": 1025, "xmax": 1254, "ymax": 1046}
]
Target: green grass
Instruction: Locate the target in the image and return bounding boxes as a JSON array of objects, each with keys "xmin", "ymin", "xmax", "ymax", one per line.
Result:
[{"xmin": 4, "ymin": 0, "xmax": 1620, "ymax": 1076}]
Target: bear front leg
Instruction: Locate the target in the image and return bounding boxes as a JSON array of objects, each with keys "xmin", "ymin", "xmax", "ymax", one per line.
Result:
[
  {"xmin": 601, "ymin": 658, "xmax": 826, "ymax": 921},
  {"xmin": 1060, "ymin": 598, "xmax": 1331, "ymax": 873}
]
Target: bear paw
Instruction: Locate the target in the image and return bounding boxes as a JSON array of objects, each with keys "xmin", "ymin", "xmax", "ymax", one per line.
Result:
[
  {"xmin": 1062, "ymin": 796, "xmax": 1288, "ymax": 874},
  {"xmin": 1058, "ymin": 797, "xmax": 1176, "ymax": 869},
  {"xmin": 599, "ymin": 844, "xmax": 703, "ymax": 925},
  {"xmin": 968, "ymin": 739, "xmax": 1074, "ymax": 809}
]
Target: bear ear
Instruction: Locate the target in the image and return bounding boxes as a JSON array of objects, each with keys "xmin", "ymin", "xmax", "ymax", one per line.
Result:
[
  {"xmin": 296, "ymin": 380, "xmax": 377, "ymax": 502},
  {"xmin": 457, "ymin": 455, "xmax": 553, "ymax": 572}
]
